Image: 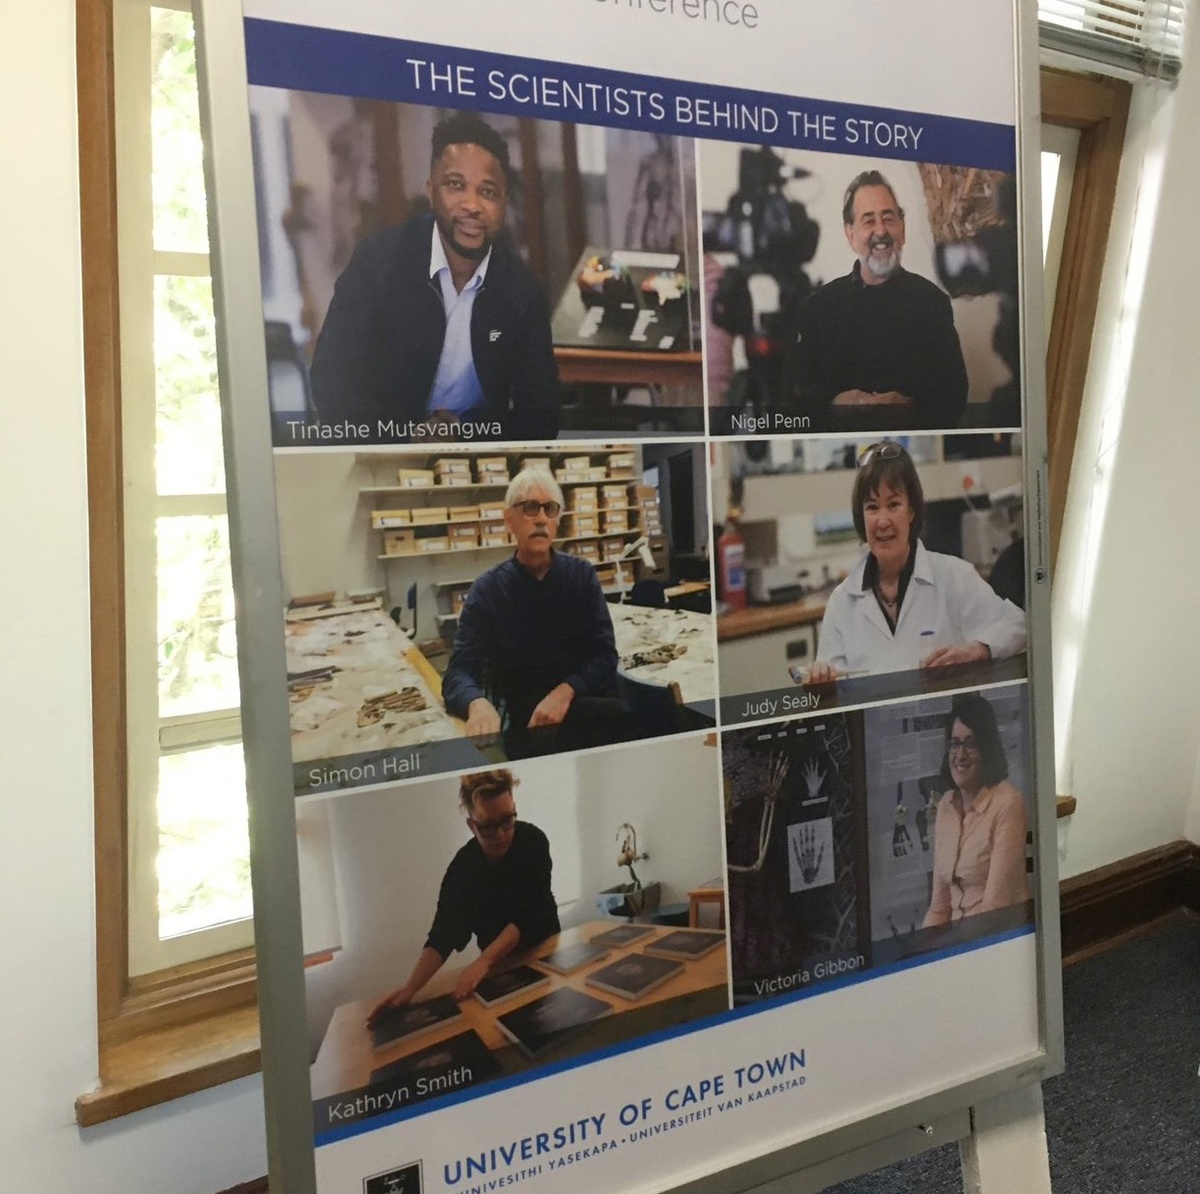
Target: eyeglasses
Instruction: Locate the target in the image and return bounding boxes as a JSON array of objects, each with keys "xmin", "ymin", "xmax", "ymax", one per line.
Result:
[
  {"xmin": 857, "ymin": 441, "xmax": 904, "ymax": 468},
  {"xmin": 469, "ymin": 812, "xmax": 517, "ymax": 838},
  {"xmin": 948, "ymin": 736, "xmax": 980, "ymax": 757},
  {"xmin": 510, "ymin": 500, "xmax": 561, "ymax": 518}
]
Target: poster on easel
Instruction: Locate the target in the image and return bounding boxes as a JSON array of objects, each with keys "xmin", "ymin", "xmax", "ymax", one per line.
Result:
[{"xmin": 198, "ymin": 2, "xmax": 1059, "ymax": 1192}]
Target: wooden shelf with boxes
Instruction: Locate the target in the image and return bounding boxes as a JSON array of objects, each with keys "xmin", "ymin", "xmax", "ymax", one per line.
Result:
[
  {"xmin": 384, "ymin": 530, "xmax": 645, "ymax": 565},
  {"xmin": 375, "ymin": 526, "xmax": 649, "ymax": 562},
  {"xmin": 362, "ymin": 477, "xmax": 641, "ymax": 495},
  {"xmin": 362, "ymin": 481, "xmax": 507, "ymax": 495},
  {"xmin": 372, "ymin": 485, "xmax": 512, "ymax": 558},
  {"xmin": 367, "ymin": 448, "xmax": 653, "ymax": 564},
  {"xmin": 358, "ymin": 447, "xmax": 637, "ymax": 494},
  {"xmin": 560, "ymin": 474, "xmax": 642, "ymax": 543},
  {"xmin": 357, "ymin": 453, "xmax": 512, "ymax": 497}
]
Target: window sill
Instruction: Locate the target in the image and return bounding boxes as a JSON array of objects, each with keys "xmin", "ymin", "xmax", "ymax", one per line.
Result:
[{"xmin": 76, "ymin": 1002, "xmax": 261, "ymax": 1127}]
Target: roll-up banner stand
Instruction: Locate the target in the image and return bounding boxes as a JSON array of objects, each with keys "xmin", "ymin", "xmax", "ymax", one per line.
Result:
[{"xmin": 196, "ymin": 1, "xmax": 1060, "ymax": 1190}]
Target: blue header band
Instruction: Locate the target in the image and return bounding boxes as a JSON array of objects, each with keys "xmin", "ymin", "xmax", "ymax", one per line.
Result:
[{"xmin": 244, "ymin": 19, "xmax": 1015, "ymax": 171}]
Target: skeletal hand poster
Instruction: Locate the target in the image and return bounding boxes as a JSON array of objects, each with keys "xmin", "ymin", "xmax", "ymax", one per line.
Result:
[{"xmin": 212, "ymin": 2, "xmax": 1050, "ymax": 1192}]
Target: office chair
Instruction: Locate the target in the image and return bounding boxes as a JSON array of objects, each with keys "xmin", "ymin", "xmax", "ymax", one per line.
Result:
[
  {"xmin": 628, "ymin": 579, "xmax": 668, "ymax": 608},
  {"xmin": 615, "ymin": 670, "xmax": 686, "ymax": 737}
]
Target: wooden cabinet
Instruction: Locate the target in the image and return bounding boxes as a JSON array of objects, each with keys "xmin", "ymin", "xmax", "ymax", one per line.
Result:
[{"xmin": 718, "ymin": 622, "xmax": 819, "ymax": 695}]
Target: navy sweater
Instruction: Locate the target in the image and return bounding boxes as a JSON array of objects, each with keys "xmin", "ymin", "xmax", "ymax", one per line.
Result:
[{"xmin": 441, "ymin": 552, "xmax": 618, "ymax": 726}]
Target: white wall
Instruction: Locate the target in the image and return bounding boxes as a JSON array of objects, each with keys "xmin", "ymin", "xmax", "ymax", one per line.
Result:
[
  {"xmin": 1053, "ymin": 22, "xmax": 1200, "ymax": 878},
  {"xmin": 0, "ymin": 2, "xmax": 268, "ymax": 1191},
  {"xmin": 275, "ymin": 452, "xmax": 383, "ymax": 599},
  {"xmin": 574, "ymin": 737, "xmax": 725, "ymax": 914}
]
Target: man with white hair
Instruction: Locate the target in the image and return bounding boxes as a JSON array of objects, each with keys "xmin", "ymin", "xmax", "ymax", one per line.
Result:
[
  {"xmin": 782, "ymin": 169, "xmax": 967, "ymax": 431},
  {"xmin": 441, "ymin": 466, "xmax": 620, "ymax": 757}
]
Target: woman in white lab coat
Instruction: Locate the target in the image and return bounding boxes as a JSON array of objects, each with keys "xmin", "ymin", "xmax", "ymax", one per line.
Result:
[{"xmin": 807, "ymin": 442, "xmax": 1025, "ymax": 682}]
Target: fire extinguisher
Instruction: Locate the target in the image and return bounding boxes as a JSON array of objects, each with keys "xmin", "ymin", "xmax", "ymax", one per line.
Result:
[{"xmin": 717, "ymin": 506, "xmax": 747, "ymax": 610}]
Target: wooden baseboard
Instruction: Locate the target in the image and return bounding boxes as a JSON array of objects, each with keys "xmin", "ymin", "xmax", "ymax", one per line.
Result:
[{"xmin": 1059, "ymin": 840, "xmax": 1200, "ymax": 960}]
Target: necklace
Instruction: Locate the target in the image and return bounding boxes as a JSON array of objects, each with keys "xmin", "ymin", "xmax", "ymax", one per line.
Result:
[{"xmin": 875, "ymin": 584, "xmax": 900, "ymax": 609}]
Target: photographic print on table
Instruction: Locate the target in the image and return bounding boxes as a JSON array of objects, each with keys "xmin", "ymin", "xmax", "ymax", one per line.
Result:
[
  {"xmin": 370, "ymin": 994, "xmax": 463, "ymax": 1051},
  {"xmin": 300, "ymin": 736, "xmax": 730, "ymax": 1135},
  {"xmin": 367, "ymin": 1028, "xmax": 502, "ymax": 1090},
  {"xmin": 701, "ymin": 143, "xmax": 1020, "ymax": 436},
  {"xmin": 864, "ymin": 683, "xmax": 1035, "ymax": 968},
  {"xmin": 585, "ymin": 953, "xmax": 686, "ymax": 1001},
  {"xmin": 473, "ymin": 965, "xmax": 551, "ymax": 1008},
  {"xmin": 642, "ymin": 929, "xmax": 726, "ymax": 961},
  {"xmin": 538, "ymin": 942, "xmax": 613, "ymax": 975},
  {"xmin": 277, "ymin": 443, "xmax": 716, "ymax": 796},
  {"xmin": 495, "ymin": 987, "xmax": 614, "ymax": 1060},
  {"xmin": 723, "ymin": 714, "xmax": 869, "ymax": 1007},
  {"xmin": 591, "ymin": 923, "xmax": 657, "ymax": 948},
  {"xmin": 712, "ymin": 433, "xmax": 1027, "ymax": 725},
  {"xmin": 249, "ymin": 87, "xmax": 704, "ymax": 445}
]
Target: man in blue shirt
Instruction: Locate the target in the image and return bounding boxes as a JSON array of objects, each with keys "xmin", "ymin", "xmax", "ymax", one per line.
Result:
[
  {"xmin": 310, "ymin": 112, "xmax": 560, "ymax": 440},
  {"xmin": 441, "ymin": 467, "xmax": 623, "ymax": 758}
]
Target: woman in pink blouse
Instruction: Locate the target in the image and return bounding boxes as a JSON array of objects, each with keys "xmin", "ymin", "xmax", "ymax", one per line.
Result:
[{"xmin": 923, "ymin": 692, "xmax": 1030, "ymax": 927}]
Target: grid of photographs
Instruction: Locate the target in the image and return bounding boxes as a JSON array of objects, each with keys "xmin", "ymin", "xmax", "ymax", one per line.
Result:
[{"xmin": 249, "ymin": 82, "xmax": 1038, "ymax": 1140}]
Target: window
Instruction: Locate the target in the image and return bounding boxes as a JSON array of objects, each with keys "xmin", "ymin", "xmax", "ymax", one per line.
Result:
[
  {"xmin": 1039, "ymin": 69, "xmax": 1133, "ymax": 558},
  {"xmin": 1040, "ymin": 124, "xmax": 1081, "ymax": 318},
  {"xmin": 1039, "ymin": 0, "xmax": 1189, "ymax": 79},
  {"xmin": 115, "ymin": 0, "xmax": 253, "ymax": 975},
  {"xmin": 78, "ymin": 0, "xmax": 258, "ymax": 1125}
]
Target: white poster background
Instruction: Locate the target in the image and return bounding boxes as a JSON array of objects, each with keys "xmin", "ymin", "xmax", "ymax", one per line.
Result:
[{"xmin": 242, "ymin": 0, "xmax": 1017, "ymax": 125}]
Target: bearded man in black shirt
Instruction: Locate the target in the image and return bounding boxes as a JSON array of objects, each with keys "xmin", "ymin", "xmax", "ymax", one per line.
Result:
[{"xmin": 781, "ymin": 170, "xmax": 968, "ymax": 431}]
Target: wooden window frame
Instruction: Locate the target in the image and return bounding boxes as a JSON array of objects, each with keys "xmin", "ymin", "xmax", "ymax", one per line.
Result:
[
  {"xmin": 76, "ymin": 0, "xmax": 259, "ymax": 1128},
  {"xmin": 1040, "ymin": 67, "xmax": 1133, "ymax": 559}
]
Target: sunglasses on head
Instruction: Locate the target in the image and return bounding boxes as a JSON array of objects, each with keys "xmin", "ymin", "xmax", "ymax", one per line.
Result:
[{"xmin": 857, "ymin": 442, "xmax": 904, "ymax": 468}]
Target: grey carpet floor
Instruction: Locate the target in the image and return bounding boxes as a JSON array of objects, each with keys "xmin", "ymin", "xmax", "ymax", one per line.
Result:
[{"xmin": 823, "ymin": 913, "xmax": 1200, "ymax": 1193}]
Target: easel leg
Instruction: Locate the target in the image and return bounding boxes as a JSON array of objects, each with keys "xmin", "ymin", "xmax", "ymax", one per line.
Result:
[{"xmin": 960, "ymin": 1084, "xmax": 1052, "ymax": 1194}]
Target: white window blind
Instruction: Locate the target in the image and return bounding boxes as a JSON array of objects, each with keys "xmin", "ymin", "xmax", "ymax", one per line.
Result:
[{"xmin": 1040, "ymin": 0, "xmax": 1190, "ymax": 80}]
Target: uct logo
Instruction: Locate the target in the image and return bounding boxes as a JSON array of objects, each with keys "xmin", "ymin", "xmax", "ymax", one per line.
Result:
[{"xmin": 364, "ymin": 1160, "xmax": 422, "ymax": 1194}]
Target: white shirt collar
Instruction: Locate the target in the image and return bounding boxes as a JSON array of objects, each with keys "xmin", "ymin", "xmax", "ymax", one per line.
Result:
[{"xmin": 429, "ymin": 221, "xmax": 491, "ymax": 291}]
